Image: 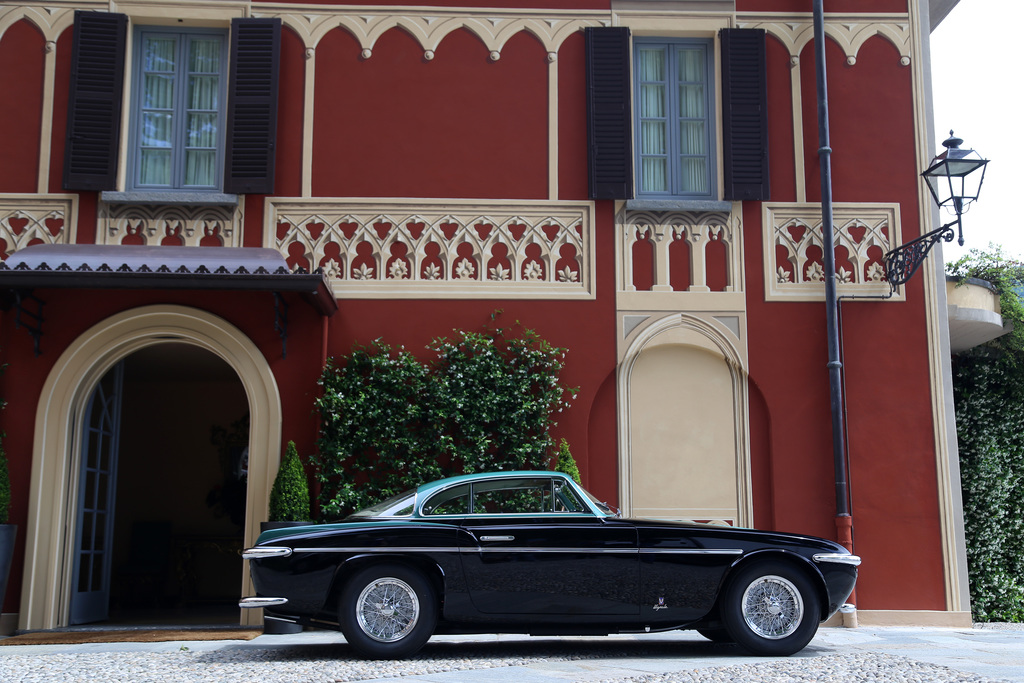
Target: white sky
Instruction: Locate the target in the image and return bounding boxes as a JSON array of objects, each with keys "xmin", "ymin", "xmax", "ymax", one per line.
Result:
[{"xmin": 931, "ymin": 0, "xmax": 1024, "ymax": 263}]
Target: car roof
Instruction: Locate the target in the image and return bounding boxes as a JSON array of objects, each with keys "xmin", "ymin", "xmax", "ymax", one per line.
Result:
[{"xmin": 415, "ymin": 470, "xmax": 575, "ymax": 497}]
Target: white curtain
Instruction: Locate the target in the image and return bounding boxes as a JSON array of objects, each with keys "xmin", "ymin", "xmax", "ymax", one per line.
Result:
[
  {"xmin": 638, "ymin": 48, "xmax": 668, "ymax": 193},
  {"xmin": 676, "ymin": 48, "xmax": 707, "ymax": 194},
  {"xmin": 139, "ymin": 36, "xmax": 176, "ymax": 186},
  {"xmin": 185, "ymin": 38, "xmax": 221, "ymax": 187}
]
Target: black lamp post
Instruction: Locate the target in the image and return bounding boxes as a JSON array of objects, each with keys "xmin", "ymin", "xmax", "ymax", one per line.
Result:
[{"xmin": 884, "ymin": 132, "xmax": 989, "ymax": 288}]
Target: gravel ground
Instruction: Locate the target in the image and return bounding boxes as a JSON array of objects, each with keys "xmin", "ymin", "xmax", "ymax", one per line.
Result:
[{"xmin": 0, "ymin": 640, "xmax": 1013, "ymax": 683}]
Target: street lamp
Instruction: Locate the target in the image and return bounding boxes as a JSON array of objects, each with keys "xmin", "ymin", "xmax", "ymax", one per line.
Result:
[{"xmin": 883, "ymin": 131, "xmax": 989, "ymax": 288}]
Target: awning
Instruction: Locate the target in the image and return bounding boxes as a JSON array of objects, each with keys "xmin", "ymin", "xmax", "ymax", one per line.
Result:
[{"xmin": 0, "ymin": 244, "xmax": 338, "ymax": 357}]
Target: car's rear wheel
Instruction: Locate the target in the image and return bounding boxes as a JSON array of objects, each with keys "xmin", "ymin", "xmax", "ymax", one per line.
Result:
[
  {"xmin": 720, "ymin": 560, "xmax": 820, "ymax": 656},
  {"xmin": 339, "ymin": 564, "xmax": 437, "ymax": 659}
]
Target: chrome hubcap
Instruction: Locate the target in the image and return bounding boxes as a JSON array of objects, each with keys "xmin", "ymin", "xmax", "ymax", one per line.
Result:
[
  {"xmin": 356, "ymin": 577, "xmax": 420, "ymax": 643},
  {"xmin": 740, "ymin": 575, "xmax": 804, "ymax": 639}
]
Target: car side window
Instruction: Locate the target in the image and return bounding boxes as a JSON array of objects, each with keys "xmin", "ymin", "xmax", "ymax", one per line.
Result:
[
  {"xmin": 422, "ymin": 483, "xmax": 470, "ymax": 516},
  {"xmin": 553, "ymin": 479, "xmax": 588, "ymax": 513}
]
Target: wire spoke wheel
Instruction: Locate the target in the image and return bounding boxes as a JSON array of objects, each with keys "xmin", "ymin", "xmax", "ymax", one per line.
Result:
[
  {"xmin": 356, "ymin": 577, "xmax": 420, "ymax": 642},
  {"xmin": 740, "ymin": 574, "xmax": 804, "ymax": 639}
]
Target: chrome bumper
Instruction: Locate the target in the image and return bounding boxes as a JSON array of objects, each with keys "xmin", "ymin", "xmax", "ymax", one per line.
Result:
[
  {"xmin": 239, "ymin": 596, "xmax": 289, "ymax": 608},
  {"xmin": 813, "ymin": 553, "xmax": 862, "ymax": 566}
]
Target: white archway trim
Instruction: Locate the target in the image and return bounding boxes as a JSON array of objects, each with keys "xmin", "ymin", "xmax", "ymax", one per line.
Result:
[
  {"xmin": 617, "ymin": 313, "xmax": 752, "ymax": 526},
  {"xmin": 20, "ymin": 305, "xmax": 281, "ymax": 630}
]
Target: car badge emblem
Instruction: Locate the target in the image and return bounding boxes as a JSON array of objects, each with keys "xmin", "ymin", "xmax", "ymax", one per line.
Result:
[{"xmin": 653, "ymin": 597, "xmax": 667, "ymax": 611}]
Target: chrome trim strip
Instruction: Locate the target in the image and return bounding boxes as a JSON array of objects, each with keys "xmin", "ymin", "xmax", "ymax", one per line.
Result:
[
  {"xmin": 813, "ymin": 553, "xmax": 862, "ymax": 566},
  {"xmin": 239, "ymin": 597, "xmax": 289, "ymax": 608},
  {"xmin": 480, "ymin": 535, "xmax": 515, "ymax": 541},
  {"xmin": 296, "ymin": 547, "xmax": 464, "ymax": 554},
  {"xmin": 289, "ymin": 546, "xmax": 741, "ymax": 555},
  {"xmin": 639, "ymin": 548, "xmax": 744, "ymax": 555},
  {"xmin": 242, "ymin": 546, "xmax": 293, "ymax": 559}
]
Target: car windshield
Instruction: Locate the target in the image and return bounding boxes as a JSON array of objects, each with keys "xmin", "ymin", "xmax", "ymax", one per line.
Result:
[
  {"xmin": 581, "ymin": 488, "xmax": 621, "ymax": 517},
  {"xmin": 348, "ymin": 490, "xmax": 416, "ymax": 518}
]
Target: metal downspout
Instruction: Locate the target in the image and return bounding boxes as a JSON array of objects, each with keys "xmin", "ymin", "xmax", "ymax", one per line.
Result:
[{"xmin": 812, "ymin": 0, "xmax": 853, "ymax": 551}]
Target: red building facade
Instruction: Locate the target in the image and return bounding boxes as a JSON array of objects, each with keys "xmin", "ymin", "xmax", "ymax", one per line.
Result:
[{"xmin": 0, "ymin": 0, "xmax": 969, "ymax": 632}]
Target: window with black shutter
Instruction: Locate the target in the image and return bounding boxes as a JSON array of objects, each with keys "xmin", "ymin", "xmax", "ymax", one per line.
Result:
[
  {"xmin": 63, "ymin": 14, "xmax": 280, "ymax": 197},
  {"xmin": 223, "ymin": 18, "xmax": 281, "ymax": 195},
  {"xmin": 721, "ymin": 28, "xmax": 770, "ymax": 202},
  {"xmin": 64, "ymin": 11, "xmax": 128, "ymax": 192},
  {"xmin": 586, "ymin": 27, "xmax": 633, "ymax": 200}
]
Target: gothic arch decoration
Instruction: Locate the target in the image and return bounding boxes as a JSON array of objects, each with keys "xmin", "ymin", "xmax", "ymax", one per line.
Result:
[
  {"xmin": 617, "ymin": 313, "xmax": 752, "ymax": 526},
  {"xmin": 0, "ymin": 5, "xmax": 73, "ymax": 44},
  {"xmin": 259, "ymin": 6, "xmax": 604, "ymax": 57},
  {"xmin": 739, "ymin": 14, "xmax": 912, "ymax": 66},
  {"xmin": 21, "ymin": 305, "xmax": 282, "ymax": 630}
]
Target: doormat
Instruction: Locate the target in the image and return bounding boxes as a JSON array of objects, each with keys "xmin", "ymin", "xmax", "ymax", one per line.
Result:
[{"xmin": 0, "ymin": 628, "xmax": 262, "ymax": 646}]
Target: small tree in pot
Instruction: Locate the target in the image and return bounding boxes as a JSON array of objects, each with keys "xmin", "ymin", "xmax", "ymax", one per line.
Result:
[{"xmin": 265, "ymin": 441, "xmax": 311, "ymax": 530}]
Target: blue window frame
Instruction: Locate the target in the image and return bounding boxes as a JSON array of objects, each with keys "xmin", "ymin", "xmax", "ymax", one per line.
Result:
[
  {"xmin": 129, "ymin": 27, "xmax": 228, "ymax": 191},
  {"xmin": 634, "ymin": 38, "xmax": 715, "ymax": 199}
]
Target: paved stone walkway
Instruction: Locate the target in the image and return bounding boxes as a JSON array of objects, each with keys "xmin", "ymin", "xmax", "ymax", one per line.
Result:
[{"xmin": 1, "ymin": 625, "xmax": 1022, "ymax": 682}]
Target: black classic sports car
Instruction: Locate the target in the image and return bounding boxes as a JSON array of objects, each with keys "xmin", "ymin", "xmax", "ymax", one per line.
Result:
[{"xmin": 241, "ymin": 471, "xmax": 859, "ymax": 659}]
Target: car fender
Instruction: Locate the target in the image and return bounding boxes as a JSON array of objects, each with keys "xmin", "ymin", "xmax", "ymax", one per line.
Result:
[
  {"xmin": 321, "ymin": 552, "xmax": 448, "ymax": 621},
  {"xmin": 723, "ymin": 548, "xmax": 831, "ymax": 620}
]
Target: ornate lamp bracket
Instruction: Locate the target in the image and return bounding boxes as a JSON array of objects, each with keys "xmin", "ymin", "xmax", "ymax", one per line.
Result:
[{"xmin": 882, "ymin": 218, "xmax": 959, "ymax": 290}]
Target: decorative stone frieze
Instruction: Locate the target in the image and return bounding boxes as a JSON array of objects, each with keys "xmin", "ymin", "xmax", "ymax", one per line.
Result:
[
  {"xmin": 620, "ymin": 207, "xmax": 743, "ymax": 294},
  {"xmin": 764, "ymin": 202, "xmax": 901, "ymax": 301},
  {"xmin": 0, "ymin": 194, "xmax": 77, "ymax": 259},
  {"xmin": 267, "ymin": 198, "xmax": 594, "ymax": 299},
  {"xmin": 97, "ymin": 201, "xmax": 242, "ymax": 248}
]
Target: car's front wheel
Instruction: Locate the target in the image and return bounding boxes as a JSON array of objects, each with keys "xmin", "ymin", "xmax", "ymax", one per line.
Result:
[
  {"xmin": 339, "ymin": 564, "xmax": 437, "ymax": 659},
  {"xmin": 720, "ymin": 560, "xmax": 820, "ymax": 656}
]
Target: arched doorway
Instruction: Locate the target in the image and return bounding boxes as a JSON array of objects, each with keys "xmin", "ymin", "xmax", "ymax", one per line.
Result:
[
  {"xmin": 21, "ymin": 305, "xmax": 282, "ymax": 630},
  {"xmin": 67, "ymin": 344, "xmax": 251, "ymax": 625}
]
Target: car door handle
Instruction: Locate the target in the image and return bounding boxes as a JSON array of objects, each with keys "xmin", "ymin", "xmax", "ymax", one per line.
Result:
[{"xmin": 480, "ymin": 535, "xmax": 515, "ymax": 542}]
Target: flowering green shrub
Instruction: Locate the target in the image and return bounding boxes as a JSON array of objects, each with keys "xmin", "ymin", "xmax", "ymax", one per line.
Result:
[
  {"xmin": 948, "ymin": 247, "xmax": 1024, "ymax": 622},
  {"xmin": 314, "ymin": 319, "xmax": 576, "ymax": 520}
]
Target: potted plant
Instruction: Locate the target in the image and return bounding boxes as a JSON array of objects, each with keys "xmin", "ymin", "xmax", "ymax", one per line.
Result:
[
  {"xmin": 554, "ymin": 438, "xmax": 581, "ymax": 484},
  {"xmin": 262, "ymin": 440, "xmax": 311, "ymax": 533},
  {"xmin": 0, "ymin": 437, "xmax": 15, "ymax": 618},
  {"xmin": 261, "ymin": 441, "xmax": 310, "ymax": 633}
]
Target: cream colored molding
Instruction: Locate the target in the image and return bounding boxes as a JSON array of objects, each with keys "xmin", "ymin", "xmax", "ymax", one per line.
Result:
[
  {"xmin": 110, "ymin": 0, "xmax": 248, "ymax": 24},
  {"xmin": 0, "ymin": 194, "xmax": 78, "ymax": 257},
  {"xmin": 738, "ymin": 13, "xmax": 912, "ymax": 66},
  {"xmin": 763, "ymin": 202, "xmax": 902, "ymax": 302},
  {"xmin": 253, "ymin": 4, "xmax": 606, "ymax": 54},
  {"xmin": 619, "ymin": 205, "xmax": 744, "ymax": 295},
  {"xmin": 20, "ymin": 305, "xmax": 281, "ymax": 630},
  {"xmin": 267, "ymin": 197, "xmax": 594, "ymax": 299},
  {"xmin": 908, "ymin": 1, "xmax": 970, "ymax": 616},
  {"xmin": 612, "ymin": 10, "xmax": 731, "ymax": 36},
  {"xmin": 97, "ymin": 201, "xmax": 243, "ymax": 247},
  {"xmin": 616, "ymin": 312, "xmax": 751, "ymax": 526}
]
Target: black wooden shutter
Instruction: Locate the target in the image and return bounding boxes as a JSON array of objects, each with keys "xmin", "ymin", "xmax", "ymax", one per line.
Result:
[
  {"xmin": 721, "ymin": 28, "xmax": 769, "ymax": 201},
  {"xmin": 223, "ymin": 18, "xmax": 281, "ymax": 195},
  {"xmin": 63, "ymin": 11, "xmax": 127, "ymax": 191},
  {"xmin": 586, "ymin": 27, "xmax": 633, "ymax": 200}
]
